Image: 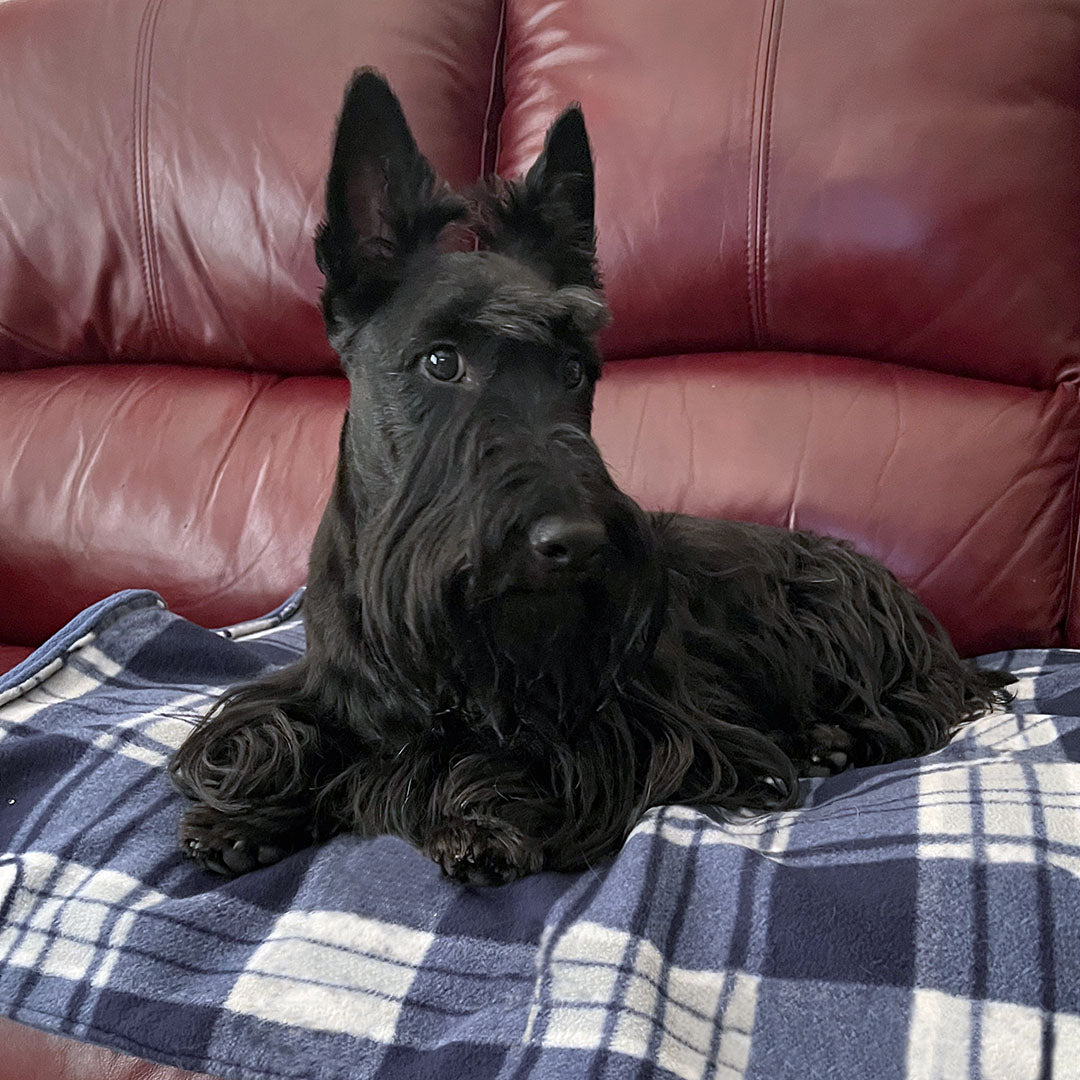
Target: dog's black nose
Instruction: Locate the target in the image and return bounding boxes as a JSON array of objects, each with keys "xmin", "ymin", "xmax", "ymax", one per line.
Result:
[{"xmin": 528, "ymin": 514, "xmax": 607, "ymax": 572}]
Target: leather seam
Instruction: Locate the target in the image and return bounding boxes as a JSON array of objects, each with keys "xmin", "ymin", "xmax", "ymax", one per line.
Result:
[
  {"xmin": 599, "ymin": 349, "xmax": 1061, "ymax": 393},
  {"xmin": 479, "ymin": 0, "xmax": 507, "ymax": 181},
  {"xmin": 759, "ymin": 0, "xmax": 785, "ymax": 339},
  {"xmin": 132, "ymin": 0, "xmax": 152, "ymax": 347},
  {"xmin": 1061, "ymin": 386, "xmax": 1080, "ymax": 645},
  {"xmin": 132, "ymin": 0, "xmax": 170, "ymax": 354},
  {"xmin": 145, "ymin": 0, "xmax": 173, "ymax": 348},
  {"xmin": 744, "ymin": 0, "xmax": 771, "ymax": 348}
]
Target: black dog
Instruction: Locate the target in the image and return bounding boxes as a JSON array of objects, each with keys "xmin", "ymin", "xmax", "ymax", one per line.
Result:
[{"xmin": 170, "ymin": 70, "xmax": 1012, "ymax": 886}]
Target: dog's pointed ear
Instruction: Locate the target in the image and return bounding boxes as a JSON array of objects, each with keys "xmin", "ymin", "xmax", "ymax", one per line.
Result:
[
  {"xmin": 485, "ymin": 105, "xmax": 599, "ymax": 289},
  {"xmin": 315, "ymin": 69, "xmax": 467, "ymax": 323}
]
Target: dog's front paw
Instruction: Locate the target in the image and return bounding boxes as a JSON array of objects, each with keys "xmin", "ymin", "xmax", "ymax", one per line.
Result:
[
  {"xmin": 800, "ymin": 723, "xmax": 857, "ymax": 778},
  {"xmin": 425, "ymin": 816, "xmax": 543, "ymax": 886},
  {"xmin": 179, "ymin": 805, "xmax": 292, "ymax": 877}
]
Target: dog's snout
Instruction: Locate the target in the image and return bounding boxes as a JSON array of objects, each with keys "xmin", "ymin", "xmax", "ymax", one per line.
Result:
[{"xmin": 528, "ymin": 514, "xmax": 607, "ymax": 572}]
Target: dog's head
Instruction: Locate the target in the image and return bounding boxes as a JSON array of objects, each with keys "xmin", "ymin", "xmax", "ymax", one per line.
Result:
[{"xmin": 312, "ymin": 70, "xmax": 660, "ymax": 735}]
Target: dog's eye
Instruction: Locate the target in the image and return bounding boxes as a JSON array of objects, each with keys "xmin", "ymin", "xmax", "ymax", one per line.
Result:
[
  {"xmin": 563, "ymin": 358, "xmax": 584, "ymax": 389},
  {"xmin": 421, "ymin": 346, "xmax": 465, "ymax": 383}
]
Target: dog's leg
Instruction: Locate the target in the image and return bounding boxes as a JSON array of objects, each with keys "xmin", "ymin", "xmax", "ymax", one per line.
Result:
[{"xmin": 170, "ymin": 664, "xmax": 342, "ymax": 875}]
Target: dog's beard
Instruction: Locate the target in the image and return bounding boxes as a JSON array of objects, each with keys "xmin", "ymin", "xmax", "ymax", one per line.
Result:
[
  {"xmin": 360, "ymin": 520, "xmax": 660, "ymax": 746},
  {"xmin": 455, "ymin": 553, "xmax": 663, "ymax": 744},
  {"xmin": 353, "ymin": 415, "xmax": 662, "ymax": 737}
]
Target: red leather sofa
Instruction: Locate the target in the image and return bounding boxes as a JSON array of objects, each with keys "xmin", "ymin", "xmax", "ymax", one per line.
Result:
[{"xmin": 1, "ymin": 0, "xmax": 1077, "ymax": 1076}]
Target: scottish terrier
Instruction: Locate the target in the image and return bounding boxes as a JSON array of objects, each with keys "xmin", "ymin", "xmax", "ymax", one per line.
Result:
[{"xmin": 170, "ymin": 70, "xmax": 1012, "ymax": 886}]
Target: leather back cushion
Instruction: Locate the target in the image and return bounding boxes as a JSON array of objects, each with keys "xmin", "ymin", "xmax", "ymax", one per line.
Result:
[
  {"xmin": 0, "ymin": 0, "xmax": 502, "ymax": 374},
  {"xmin": 498, "ymin": 0, "xmax": 1080, "ymax": 387}
]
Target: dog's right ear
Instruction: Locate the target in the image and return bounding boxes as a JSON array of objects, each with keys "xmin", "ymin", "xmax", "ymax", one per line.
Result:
[{"xmin": 315, "ymin": 69, "xmax": 467, "ymax": 325}]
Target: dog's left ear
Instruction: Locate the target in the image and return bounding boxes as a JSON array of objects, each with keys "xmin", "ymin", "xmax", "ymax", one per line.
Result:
[
  {"xmin": 315, "ymin": 69, "xmax": 467, "ymax": 325},
  {"xmin": 485, "ymin": 105, "xmax": 599, "ymax": 290}
]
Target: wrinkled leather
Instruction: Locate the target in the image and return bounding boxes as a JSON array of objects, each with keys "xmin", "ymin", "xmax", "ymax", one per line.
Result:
[{"xmin": 0, "ymin": 367, "xmax": 348, "ymax": 645}]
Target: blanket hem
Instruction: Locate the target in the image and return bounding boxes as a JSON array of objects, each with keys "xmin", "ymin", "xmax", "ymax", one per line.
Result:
[
  {"xmin": 0, "ymin": 590, "xmax": 166, "ymax": 702},
  {"xmin": 0, "ymin": 588, "xmax": 306, "ymax": 702}
]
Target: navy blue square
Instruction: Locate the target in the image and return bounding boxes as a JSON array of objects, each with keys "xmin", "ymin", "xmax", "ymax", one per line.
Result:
[
  {"xmin": 436, "ymin": 870, "xmax": 575, "ymax": 944},
  {"xmin": 763, "ymin": 860, "xmax": 917, "ymax": 985},
  {"xmin": 126, "ymin": 621, "xmax": 270, "ymax": 685},
  {"xmin": 0, "ymin": 734, "xmax": 100, "ymax": 849},
  {"xmin": 373, "ymin": 1042, "xmax": 508, "ymax": 1079},
  {"xmin": 1050, "ymin": 866, "xmax": 1080, "ymax": 1015},
  {"xmin": 1037, "ymin": 690, "xmax": 1080, "ymax": 718},
  {"xmin": 91, "ymin": 989, "xmax": 218, "ymax": 1061},
  {"xmin": 1058, "ymin": 726, "xmax": 1080, "ymax": 763},
  {"xmin": 748, "ymin": 980, "xmax": 913, "ymax": 1078}
]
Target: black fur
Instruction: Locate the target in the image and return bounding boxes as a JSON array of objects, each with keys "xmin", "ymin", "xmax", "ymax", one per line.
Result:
[{"xmin": 170, "ymin": 70, "xmax": 1013, "ymax": 885}]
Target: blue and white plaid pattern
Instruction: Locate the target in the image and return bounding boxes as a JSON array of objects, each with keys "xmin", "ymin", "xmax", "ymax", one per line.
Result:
[{"xmin": 1, "ymin": 591, "xmax": 1078, "ymax": 1079}]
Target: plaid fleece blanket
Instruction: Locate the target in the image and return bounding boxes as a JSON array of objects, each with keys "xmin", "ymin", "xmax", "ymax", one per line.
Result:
[{"xmin": 1, "ymin": 590, "xmax": 1078, "ymax": 1080}]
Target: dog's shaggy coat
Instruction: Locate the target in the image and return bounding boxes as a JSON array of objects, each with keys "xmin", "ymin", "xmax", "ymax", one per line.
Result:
[{"xmin": 171, "ymin": 71, "xmax": 1012, "ymax": 885}]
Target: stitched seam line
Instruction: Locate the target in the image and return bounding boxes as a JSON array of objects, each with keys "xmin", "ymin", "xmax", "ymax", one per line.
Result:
[
  {"xmin": 132, "ymin": 0, "xmax": 153, "ymax": 346},
  {"xmin": 745, "ymin": 0, "xmax": 773, "ymax": 348},
  {"xmin": 144, "ymin": 0, "xmax": 173, "ymax": 349},
  {"xmin": 479, "ymin": 0, "xmax": 507, "ymax": 180},
  {"xmin": 759, "ymin": 0, "xmax": 785, "ymax": 339},
  {"xmin": 1061, "ymin": 386, "xmax": 1080, "ymax": 645},
  {"xmin": 132, "ymin": 0, "xmax": 168, "ymax": 353},
  {"xmin": 598, "ymin": 346, "xmax": 1059, "ymax": 392}
]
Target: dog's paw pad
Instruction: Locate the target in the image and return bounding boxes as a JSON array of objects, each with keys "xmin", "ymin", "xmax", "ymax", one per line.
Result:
[
  {"xmin": 179, "ymin": 808, "xmax": 291, "ymax": 878},
  {"xmin": 801, "ymin": 724, "xmax": 856, "ymax": 777},
  {"xmin": 426, "ymin": 818, "xmax": 543, "ymax": 887},
  {"xmin": 220, "ymin": 839, "xmax": 259, "ymax": 874}
]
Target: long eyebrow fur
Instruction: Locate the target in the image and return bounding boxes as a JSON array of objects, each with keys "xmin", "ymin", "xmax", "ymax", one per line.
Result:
[
  {"xmin": 408, "ymin": 283, "xmax": 610, "ymax": 355},
  {"xmin": 466, "ymin": 284, "xmax": 611, "ymax": 345}
]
